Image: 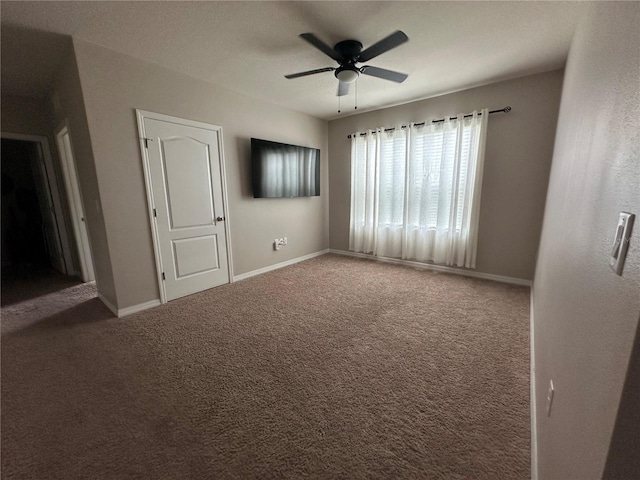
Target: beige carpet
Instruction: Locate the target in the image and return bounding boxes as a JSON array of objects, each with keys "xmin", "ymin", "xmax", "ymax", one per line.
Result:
[
  {"xmin": 1, "ymin": 266, "xmax": 82, "ymax": 307},
  {"xmin": 1, "ymin": 254, "xmax": 530, "ymax": 479}
]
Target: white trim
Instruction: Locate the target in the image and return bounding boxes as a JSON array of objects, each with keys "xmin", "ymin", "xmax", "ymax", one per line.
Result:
[
  {"xmin": 54, "ymin": 121, "xmax": 96, "ymax": 282},
  {"xmin": 329, "ymin": 249, "xmax": 532, "ymax": 286},
  {"xmin": 216, "ymin": 127, "xmax": 235, "ymax": 282},
  {"xmin": 136, "ymin": 111, "xmax": 168, "ymax": 304},
  {"xmin": 136, "ymin": 110, "xmax": 227, "ymax": 132},
  {"xmin": 1, "ymin": 131, "xmax": 74, "ymax": 275},
  {"xmin": 233, "ymin": 249, "xmax": 330, "ymax": 282},
  {"xmin": 98, "ymin": 292, "xmax": 118, "ymax": 317},
  {"xmin": 98, "ymin": 292, "xmax": 160, "ymax": 318},
  {"xmin": 136, "ymin": 109, "xmax": 233, "ymax": 303},
  {"xmin": 118, "ymin": 299, "xmax": 162, "ymax": 318},
  {"xmin": 530, "ymin": 287, "xmax": 538, "ymax": 480}
]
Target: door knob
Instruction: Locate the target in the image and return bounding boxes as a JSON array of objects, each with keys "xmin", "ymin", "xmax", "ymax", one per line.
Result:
[{"xmin": 216, "ymin": 216, "xmax": 225, "ymax": 222}]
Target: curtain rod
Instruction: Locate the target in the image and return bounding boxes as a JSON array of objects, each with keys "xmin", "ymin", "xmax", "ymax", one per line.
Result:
[{"xmin": 347, "ymin": 106, "xmax": 511, "ymax": 138}]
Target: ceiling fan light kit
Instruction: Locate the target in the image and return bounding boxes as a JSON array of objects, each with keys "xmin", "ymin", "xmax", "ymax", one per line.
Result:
[
  {"xmin": 335, "ymin": 67, "xmax": 359, "ymax": 83},
  {"xmin": 285, "ymin": 30, "xmax": 409, "ymax": 105}
]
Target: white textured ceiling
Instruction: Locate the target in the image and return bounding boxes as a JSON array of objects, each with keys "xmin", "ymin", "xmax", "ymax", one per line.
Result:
[{"xmin": 1, "ymin": 1, "xmax": 588, "ymax": 120}]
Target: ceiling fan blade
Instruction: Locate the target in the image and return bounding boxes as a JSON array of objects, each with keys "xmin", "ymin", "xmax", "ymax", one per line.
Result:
[
  {"xmin": 358, "ymin": 30, "xmax": 408, "ymax": 62},
  {"xmin": 337, "ymin": 81, "xmax": 350, "ymax": 96},
  {"xmin": 360, "ymin": 65, "xmax": 408, "ymax": 83},
  {"xmin": 300, "ymin": 33, "xmax": 344, "ymax": 62},
  {"xmin": 285, "ymin": 67, "xmax": 335, "ymax": 79}
]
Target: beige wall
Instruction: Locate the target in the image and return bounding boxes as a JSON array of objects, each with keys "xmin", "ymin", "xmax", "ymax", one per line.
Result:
[
  {"xmin": 71, "ymin": 39, "xmax": 329, "ymax": 310},
  {"xmin": 328, "ymin": 70, "xmax": 563, "ymax": 281},
  {"xmin": 1, "ymin": 94, "xmax": 51, "ymax": 137},
  {"xmin": 49, "ymin": 46, "xmax": 118, "ymax": 306},
  {"xmin": 533, "ymin": 3, "xmax": 640, "ymax": 479}
]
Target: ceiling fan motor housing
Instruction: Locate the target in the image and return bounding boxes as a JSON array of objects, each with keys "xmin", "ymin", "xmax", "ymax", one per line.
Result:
[
  {"xmin": 334, "ymin": 39, "xmax": 363, "ymax": 60},
  {"xmin": 333, "ymin": 40, "xmax": 363, "ymax": 83}
]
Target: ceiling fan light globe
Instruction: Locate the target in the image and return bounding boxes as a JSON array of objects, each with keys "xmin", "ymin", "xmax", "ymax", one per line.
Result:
[{"xmin": 336, "ymin": 69, "xmax": 359, "ymax": 83}]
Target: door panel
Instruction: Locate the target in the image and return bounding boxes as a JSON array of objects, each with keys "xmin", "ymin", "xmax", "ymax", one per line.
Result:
[
  {"xmin": 172, "ymin": 235, "xmax": 219, "ymax": 278},
  {"xmin": 162, "ymin": 138, "xmax": 215, "ymax": 229},
  {"xmin": 143, "ymin": 116, "xmax": 229, "ymax": 302}
]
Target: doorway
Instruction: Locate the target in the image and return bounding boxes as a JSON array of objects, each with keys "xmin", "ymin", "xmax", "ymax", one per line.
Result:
[
  {"xmin": 1, "ymin": 135, "xmax": 76, "ymax": 304},
  {"xmin": 2, "ymin": 138, "xmax": 54, "ymax": 272}
]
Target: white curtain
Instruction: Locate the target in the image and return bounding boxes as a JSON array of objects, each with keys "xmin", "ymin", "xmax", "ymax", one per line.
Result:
[{"xmin": 349, "ymin": 109, "xmax": 488, "ymax": 268}]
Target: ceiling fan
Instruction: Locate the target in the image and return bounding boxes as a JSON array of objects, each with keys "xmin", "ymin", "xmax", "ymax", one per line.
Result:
[{"xmin": 285, "ymin": 31, "xmax": 409, "ymax": 96}]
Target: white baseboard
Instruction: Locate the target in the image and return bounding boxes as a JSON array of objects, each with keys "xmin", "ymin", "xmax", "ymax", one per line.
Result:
[
  {"xmin": 530, "ymin": 287, "xmax": 538, "ymax": 480},
  {"xmin": 98, "ymin": 292, "xmax": 118, "ymax": 317},
  {"xmin": 98, "ymin": 293, "xmax": 161, "ymax": 318},
  {"xmin": 101, "ymin": 250, "xmax": 333, "ymax": 316},
  {"xmin": 118, "ymin": 299, "xmax": 161, "ymax": 318},
  {"xmin": 328, "ymin": 249, "xmax": 532, "ymax": 286},
  {"xmin": 233, "ymin": 249, "xmax": 330, "ymax": 282}
]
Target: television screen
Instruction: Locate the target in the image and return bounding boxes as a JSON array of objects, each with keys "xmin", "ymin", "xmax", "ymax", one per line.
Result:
[{"xmin": 251, "ymin": 138, "xmax": 320, "ymax": 198}]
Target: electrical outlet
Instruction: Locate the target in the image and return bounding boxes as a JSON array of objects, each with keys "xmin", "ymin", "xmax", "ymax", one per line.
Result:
[
  {"xmin": 274, "ymin": 237, "xmax": 287, "ymax": 251},
  {"xmin": 546, "ymin": 380, "xmax": 555, "ymax": 417}
]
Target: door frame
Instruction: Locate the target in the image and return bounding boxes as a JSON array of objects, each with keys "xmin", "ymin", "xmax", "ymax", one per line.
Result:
[
  {"xmin": 54, "ymin": 120, "xmax": 96, "ymax": 282},
  {"xmin": 1, "ymin": 131, "xmax": 74, "ymax": 274},
  {"xmin": 136, "ymin": 109, "xmax": 234, "ymax": 304}
]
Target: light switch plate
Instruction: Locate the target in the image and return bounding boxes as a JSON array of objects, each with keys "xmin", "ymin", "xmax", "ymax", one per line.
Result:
[{"xmin": 610, "ymin": 212, "xmax": 635, "ymax": 275}]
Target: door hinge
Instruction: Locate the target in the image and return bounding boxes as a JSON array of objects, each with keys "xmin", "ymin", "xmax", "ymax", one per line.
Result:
[
  {"xmin": 162, "ymin": 272, "xmax": 165, "ymax": 280},
  {"xmin": 153, "ymin": 208, "xmax": 157, "ymax": 218},
  {"xmin": 143, "ymin": 138, "xmax": 153, "ymax": 148}
]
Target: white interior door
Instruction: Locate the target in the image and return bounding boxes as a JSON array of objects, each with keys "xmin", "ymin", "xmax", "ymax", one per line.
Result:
[
  {"xmin": 55, "ymin": 124, "xmax": 95, "ymax": 282},
  {"xmin": 139, "ymin": 112, "xmax": 231, "ymax": 302}
]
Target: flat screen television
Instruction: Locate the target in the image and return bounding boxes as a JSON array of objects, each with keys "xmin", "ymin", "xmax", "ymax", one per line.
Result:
[{"xmin": 251, "ymin": 138, "xmax": 320, "ymax": 198}]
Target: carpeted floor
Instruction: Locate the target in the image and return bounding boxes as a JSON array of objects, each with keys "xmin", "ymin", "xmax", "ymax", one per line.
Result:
[
  {"xmin": 1, "ymin": 266, "xmax": 83, "ymax": 307},
  {"xmin": 1, "ymin": 254, "xmax": 530, "ymax": 479}
]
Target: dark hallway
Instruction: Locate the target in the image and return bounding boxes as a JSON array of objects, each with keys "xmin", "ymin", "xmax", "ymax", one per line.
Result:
[{"xmin": 1, "ymin": 138, "xmax": 78, "ymax": 305}]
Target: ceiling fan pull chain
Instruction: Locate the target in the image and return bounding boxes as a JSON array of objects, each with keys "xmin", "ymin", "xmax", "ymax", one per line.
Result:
[
  {"xmin": 355, "ymin": 79, "xmax": 358, "ymax": 110},
  {"xmin": 338, "ymin": 95, "xmax": 341, "ymax": 114}
]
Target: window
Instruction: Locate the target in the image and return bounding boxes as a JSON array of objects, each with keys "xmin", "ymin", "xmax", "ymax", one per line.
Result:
[{"xmin": 349, "ymin": 109, "xmax": 488, "ymax": 268}]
